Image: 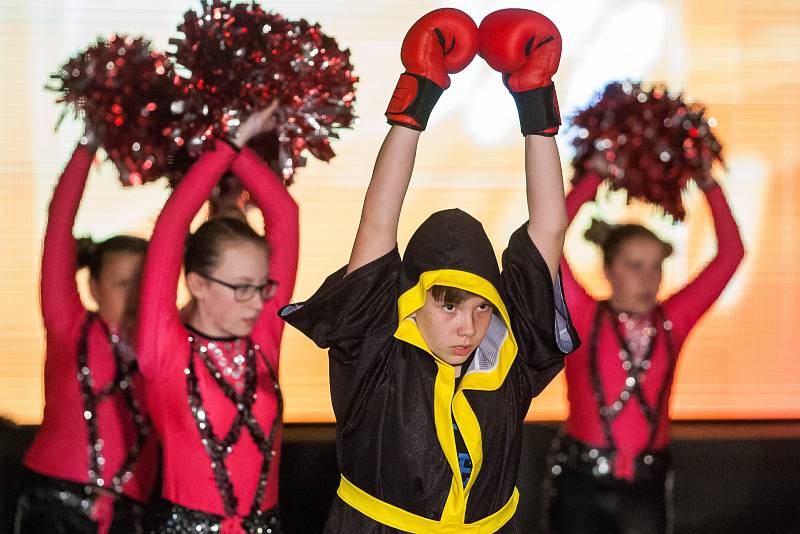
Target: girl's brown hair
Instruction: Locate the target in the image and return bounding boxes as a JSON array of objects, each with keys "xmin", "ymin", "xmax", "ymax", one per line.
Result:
[
  {"xmin": 76, "ymin": 235, "xmax": 148, "ymax": 278},
  {"xmin": 183, "ymin": 217, "xmax": 269, "ymax": 277},
  {"xmin": 585, "ymin": 218, "xmax": 673, "ymax": 265}
]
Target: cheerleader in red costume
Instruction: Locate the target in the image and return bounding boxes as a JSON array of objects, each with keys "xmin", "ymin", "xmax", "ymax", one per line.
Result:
[
  {"xmin": 136, "ymin": 104, "xmax": 298, "ymax": 534},
  {"xmin": 544, "ymin": 154, "xmax": 745, "ymax": 534},
  {"xmin": 17, "ymin": 137, "xmax": 159, "ymax": 534}
]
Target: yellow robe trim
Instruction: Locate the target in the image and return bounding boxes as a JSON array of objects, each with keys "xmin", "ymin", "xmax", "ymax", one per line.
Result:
[
  {"xmin": 392, "ymin": 269, "xmax": 519, "ymax": 524},
  {"xmin": 337, "ymin": 475, "xmax": 519, "ymax": 534}
]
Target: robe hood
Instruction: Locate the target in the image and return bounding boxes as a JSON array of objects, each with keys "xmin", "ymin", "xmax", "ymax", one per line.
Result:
[
  {"xmin": 399, "ymin": 208, "xmax": 501, "ymax": 294},
  {"xmin": 394, "ymin": 209, "xmax": 519, "ymax": 394}
]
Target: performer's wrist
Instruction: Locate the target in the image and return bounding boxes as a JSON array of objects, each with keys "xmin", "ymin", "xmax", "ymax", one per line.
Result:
[
  {"xmin": 220, "ymin": 136, "xmax": 242, "ymax": 152},
  {"xmin": 696, "ymin": 176, "xmax": 718, "ymax": 192}
]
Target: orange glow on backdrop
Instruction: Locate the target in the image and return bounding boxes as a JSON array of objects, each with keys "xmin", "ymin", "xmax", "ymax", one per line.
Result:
[{"xmin": 0, "ymin": 0, "xmax": 798, "ymax": 423}]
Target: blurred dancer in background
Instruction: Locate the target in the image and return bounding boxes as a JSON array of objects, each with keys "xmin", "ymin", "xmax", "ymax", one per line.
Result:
[
  {"xmin": 17, "ymin": 137, "xmax": 158, "ymax": 534},
  {"xmin": 544, "ymin": 153, "xmax": 744, "ymax": 534}
]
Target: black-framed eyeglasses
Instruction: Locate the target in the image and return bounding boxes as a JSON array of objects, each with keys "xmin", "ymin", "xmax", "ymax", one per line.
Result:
[{"xmin": 200, "ymin": 274, "xmax": 279, "ymax": 302}]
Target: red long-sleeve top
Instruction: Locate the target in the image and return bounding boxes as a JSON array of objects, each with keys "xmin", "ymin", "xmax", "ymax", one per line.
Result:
[
  {"xmin": 136, "ymin": 141, "xmax": 299, "ymax": 518},
  {"xmin": 24, "ymin": 146, "xmax": 158, "ymax": 502},
  {"xmin": 560, "ymin": 173, "xmax": 744, "ymax": 479}
]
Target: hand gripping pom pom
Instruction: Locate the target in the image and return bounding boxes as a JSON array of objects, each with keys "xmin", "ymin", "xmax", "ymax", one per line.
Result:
[{"xmin": 569, "ymin": 81, "xmax": 724, "ymax": 221}]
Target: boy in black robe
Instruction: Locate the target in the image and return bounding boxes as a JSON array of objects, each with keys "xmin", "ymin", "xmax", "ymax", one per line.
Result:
[{"xmin": 280, "ymin": 8, "xmax": 579, "ymax": 533}]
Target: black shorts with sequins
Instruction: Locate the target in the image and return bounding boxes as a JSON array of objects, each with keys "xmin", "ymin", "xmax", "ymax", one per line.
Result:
[
  {"xmin": 15, "ymin": 469, "xmax": 145, "ymax": 534},
  {"xmin": 148, "ymin": 499, "xmax": 281, "ymax": 534}
]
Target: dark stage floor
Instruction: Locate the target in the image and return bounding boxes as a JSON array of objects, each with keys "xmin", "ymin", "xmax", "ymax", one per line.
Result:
[{"xmin": 2, "ymin": 420, "xmax": 798, "ymax": 533}]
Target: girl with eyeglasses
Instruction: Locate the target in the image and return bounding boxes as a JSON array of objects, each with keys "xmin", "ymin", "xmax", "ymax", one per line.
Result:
[{"xmin": 136, "ymin": 104, "xmax": 299, "ymax": 533}]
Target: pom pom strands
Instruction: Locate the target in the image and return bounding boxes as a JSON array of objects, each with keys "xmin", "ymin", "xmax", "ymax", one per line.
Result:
[
  {"xmin": 270, "ymin": 17, "xmax": 358, "ymax": 183},
  {"xmin": 48, "ymin": 34, "xmax": 178, "ymax": 186},
  {"xmin": 170, "ymin": 0, "xmax": 358, "ymax": 184},
  {"xmin": 570, "ymin": 81, "xmax": 723, "ymax": 221}
]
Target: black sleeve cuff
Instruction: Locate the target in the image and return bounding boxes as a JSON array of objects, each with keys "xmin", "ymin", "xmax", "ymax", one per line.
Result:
[
  {"xmin": 219, "ymin": 137, "xmax": 242, "ymax": 153},
  {"xmin": 385, "ymin": 72, "xmax": 445, "ymax": 131}
]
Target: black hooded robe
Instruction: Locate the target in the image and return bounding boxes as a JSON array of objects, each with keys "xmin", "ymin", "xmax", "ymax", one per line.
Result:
[{"xmin": 280, "ymin": 210, "xmax": 578, "ymax": 533}]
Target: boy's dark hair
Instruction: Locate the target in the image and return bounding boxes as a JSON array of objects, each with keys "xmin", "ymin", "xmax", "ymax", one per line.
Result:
[
  {"xmin": 430, "ymin": 285, "xmax": 483, "ymax": 305},
  {"xmin": 584, "ymin": 218, "xmax": 673, "ymax": 266},
  {"xmin": 76, "ymin": 235, "xmax": 148, "ymax": 279},
  {"xmin": 184, "ymin": 216, "xmax": 269, "ymax": 277}
]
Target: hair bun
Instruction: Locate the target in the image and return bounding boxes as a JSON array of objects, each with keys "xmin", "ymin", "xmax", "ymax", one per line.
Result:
[
  {"xmin": 584, "ymin": 218, "xmax": 614, "ymax": 247},
  {"xmin": 75, "ymin": 236, "xmax": 97, "ymax": 270},
  {"xmin": 586, "ymin": 221, "xmax": 674, "ymax": 264}
]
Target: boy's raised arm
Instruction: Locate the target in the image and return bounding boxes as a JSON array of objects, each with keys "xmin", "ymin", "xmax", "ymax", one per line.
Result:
[
  {"xmin": 347, "ymin": 8, "xmax": 479, "ymax": 274},
  {"xmin": 347, "ymin": 127, "xmax": 419, "ymax": 273},
  {"xmin": 524, "ymin": 135, "xmax": 567, "ymax": 281}
]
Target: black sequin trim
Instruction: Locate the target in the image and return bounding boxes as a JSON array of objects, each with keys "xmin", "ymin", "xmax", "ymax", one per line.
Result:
[
  {"xmin": 76, "ymin": 313, "xmax": 151, "ymax": 493},
  {"xmin": 185, "ymin": 334, "xmax": 283, "ymax": 522},
  {"xmin": 588, "ymin": 302, "xmax": 676, "ymax": 466}
]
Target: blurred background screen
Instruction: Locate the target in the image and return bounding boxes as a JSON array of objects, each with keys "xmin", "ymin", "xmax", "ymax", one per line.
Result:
[{"xmin": 1, "ymin": 0, "xmax": 798, "ymax": 423}]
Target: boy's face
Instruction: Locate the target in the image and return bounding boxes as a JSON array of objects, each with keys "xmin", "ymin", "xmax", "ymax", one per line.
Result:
[{"xmin": 413, "ymin": 290, "xmax": 493, "ymax": 367}]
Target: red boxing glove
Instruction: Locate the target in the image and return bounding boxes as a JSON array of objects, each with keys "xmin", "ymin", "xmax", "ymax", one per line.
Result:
[
  {"xmin": 385, "ymin": 8, "xmax": 478, "ymax": 131},
  {"xmin": 478, "ymin": 9, "xmax": 562, "ymax": 136}
]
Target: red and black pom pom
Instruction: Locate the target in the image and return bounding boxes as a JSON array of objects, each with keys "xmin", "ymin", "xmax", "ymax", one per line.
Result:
[
  {"xmin": 570, "ymin": 81, "xmax": 723, "ymax": 220},
  {"xmin": 169, "ymin": 0, "xmax": 358, "ymax": 184},
  {"xmin": 48, "ymin": 34, "xmax": 179, "ymax": 185}
]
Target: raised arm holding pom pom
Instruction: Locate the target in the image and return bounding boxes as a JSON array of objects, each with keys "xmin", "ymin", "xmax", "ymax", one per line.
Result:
[
  {"xmin": 18, "ymin": 140, "xmax": 157, "ymax": 534},
  {"xmin": 544, "ymin": 103, "xmax": 744, "ymax": 534},
  {"xmin": 136, "ymin": 101, "xmax": 298, "ymax": 532}
]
